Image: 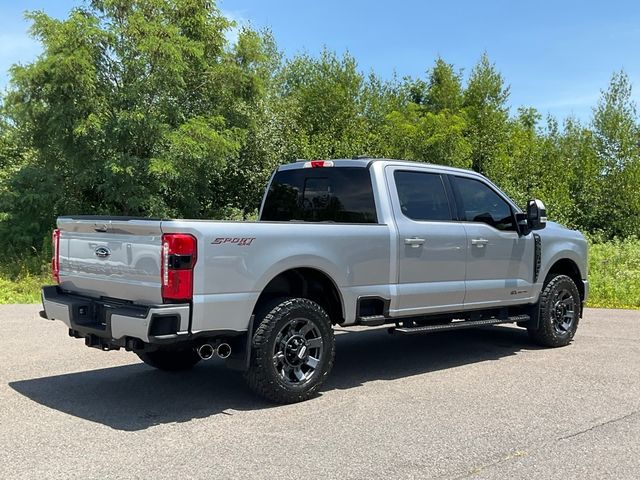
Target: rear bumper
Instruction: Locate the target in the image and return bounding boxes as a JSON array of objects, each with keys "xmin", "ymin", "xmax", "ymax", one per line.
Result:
[{"xmin": 41, "ymin": 286, "xmax": 190, "ymax": 349}]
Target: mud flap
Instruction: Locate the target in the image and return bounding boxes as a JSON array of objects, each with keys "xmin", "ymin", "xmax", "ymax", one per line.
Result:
[{"xmin": 224, "ymin": 315, "xmax": 255, "ymax": 371}]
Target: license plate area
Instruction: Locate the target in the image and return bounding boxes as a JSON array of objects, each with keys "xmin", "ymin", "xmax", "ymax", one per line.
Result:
[{"xmin": 71, "ymin": 300, "xmax": 108, "ymax": 331}]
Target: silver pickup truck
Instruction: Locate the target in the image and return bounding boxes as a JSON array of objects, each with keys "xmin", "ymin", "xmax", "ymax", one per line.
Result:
[{"xmin": 41, "ymin": 158, "xmax": 588, "ymax": 403}]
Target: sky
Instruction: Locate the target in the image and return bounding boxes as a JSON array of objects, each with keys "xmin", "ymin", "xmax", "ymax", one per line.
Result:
[{"xmin": 1, "ymin": 0, "xmax": 639, "ymax": 122}]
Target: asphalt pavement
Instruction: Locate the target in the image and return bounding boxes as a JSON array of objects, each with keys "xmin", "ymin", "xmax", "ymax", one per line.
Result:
[{"xmin": 0, "ymin": 305, "xmax": 638, "ymax": 479}]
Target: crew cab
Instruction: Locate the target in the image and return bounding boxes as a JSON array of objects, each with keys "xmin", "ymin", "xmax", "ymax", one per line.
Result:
[{"xmin": 41, "ymin": 158, "xmax": 588, "ymax": 403}]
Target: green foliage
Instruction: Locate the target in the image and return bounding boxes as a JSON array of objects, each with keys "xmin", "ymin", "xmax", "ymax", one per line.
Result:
[
  {"xmin": 0, "ymin": 0, "xmax": 639, "ymax": 308},
  {"xmin": 589, "ymin": 72, "xmax": 640, "ymax": 238},
  {"xmin": 0, "ymin": 273, "xmax": 48, "ymax": 304},
  {"xmin": 268, "ymin": 49, "xmax": 377, "ymax": 160},
  {"xmin": 588, "ymin": 238, "xmax": 640, "ymax": 309},
  {"xmin": 424, "ymin": 58, "xmax": 463, "ymax": 113},
  {"xmin": 463, "ymin": 53, "xmax": 510, "ymax": 175},
  {"xmin": 0, "ymin": 0, "xmax": 275, "ymax": 250},
  {"xmin": 0, "ymin": 254, "xmax": 50, "ymax": 304},
  {"xmin": 383, "ymin": 58, "xmax": 471, "ymax": 167},
  {"xmin": 384, "ymin": 105, "xmax": 471, "ymax": 168}
]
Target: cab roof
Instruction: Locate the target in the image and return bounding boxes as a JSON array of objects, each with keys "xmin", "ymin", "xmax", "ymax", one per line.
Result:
[{"xmin": 279, "ymin": 157, "xmax": 480, "ymax": 177}]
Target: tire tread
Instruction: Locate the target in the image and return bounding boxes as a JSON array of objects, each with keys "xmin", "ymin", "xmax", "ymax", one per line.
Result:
[
  {"xmin": 244, "ymin": 298, "xmax": 335, "ymax": 404},
  {"xmin": 528, "ymin": 274, "xmax": 581, "ymax": 347}
]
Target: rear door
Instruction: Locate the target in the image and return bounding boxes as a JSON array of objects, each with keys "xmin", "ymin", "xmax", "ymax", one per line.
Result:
[
  {"xmin": 57, "ymin": 218, "xmax": 163, "ymax": 304},
  {"xmin": 449, "ymin": 175, "xmax": 536, "ymax": 308},
  {"xmin": 386, "ymin": 166, "xmax": 467, "ymax": 315}
]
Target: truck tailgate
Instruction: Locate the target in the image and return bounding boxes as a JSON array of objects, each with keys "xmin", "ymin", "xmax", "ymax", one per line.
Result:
[{"xmin": 57, "ymin": 217, "xmax": 163, "ymax": 304}]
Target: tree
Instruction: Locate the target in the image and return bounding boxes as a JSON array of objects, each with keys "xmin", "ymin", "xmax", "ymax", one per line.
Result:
[
  {"xmin": 560, "ymin": 117, "xmax": 600, "ymax": 232},
  {"xmin": 269, "ymin": 49, "xmax": 373, "ymax": 160},
  {"xmin": 384, "ymin": 104, "xmax": 471, "ymax": 168},
  {"xmin": 424, "ymin": 57, "xmax": 463, "ymax": 113},
  {"xmin": 463, "ymin": 53, "xmax": 510, "ymax": 176},
  {"xmin": 590, "ymin": 71, "xmax": 640, "ymax": 238},
  {"xmin": 497, "ymin": 107, "xmax": 543, "ymax": 207},
  {"xmin": 382, "ymin": 59, "xmax": 470, "ymax": 167},
  {"xmin": 1, "ymin": 0, "xmax": 276, "ymax": 250},
  {"xmin": 497, "ymin": 108, "xmax": 576, "ymax": 224}
]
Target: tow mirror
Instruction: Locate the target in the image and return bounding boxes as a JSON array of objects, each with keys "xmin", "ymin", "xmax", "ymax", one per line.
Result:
[{"xmin": 527, "ymin": 199, "xmax": 547, "ymax": 231}]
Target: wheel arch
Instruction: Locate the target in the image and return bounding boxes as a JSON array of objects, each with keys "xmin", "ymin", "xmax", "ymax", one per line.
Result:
[
  {"xmin": 252, "ymin": 267, "xmax": 345, "ymax": 325},
  {"xmin": 545, "ymin": 257, "xmax": 585, "ymax": 301}
]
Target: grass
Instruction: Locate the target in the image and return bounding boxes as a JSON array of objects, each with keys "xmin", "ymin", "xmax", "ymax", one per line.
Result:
[
  {"xmin": 0, "ymin": 239, "xmax": 638, "ymax": 308},
  {"xmin": 588, "ymin": 237, "xmax": 640, "ymax": 309},
  {"xmin": 0, "ymin": 255, "xmax": 49, "ymax": 303},
  {"xmin": 0, "ymin": 272, "xmax": 48, "ymax": 303}
]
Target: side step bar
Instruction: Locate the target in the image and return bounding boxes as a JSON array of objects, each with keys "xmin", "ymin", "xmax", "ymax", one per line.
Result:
[{"xmin": 391, "ymin": 314, "xmax": 530, "ymax": 335}]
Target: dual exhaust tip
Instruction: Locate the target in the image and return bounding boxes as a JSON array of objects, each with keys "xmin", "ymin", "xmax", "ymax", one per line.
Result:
[{"xmin": 197, "ymin": 342, "xmax": 231, "ymax": 360}]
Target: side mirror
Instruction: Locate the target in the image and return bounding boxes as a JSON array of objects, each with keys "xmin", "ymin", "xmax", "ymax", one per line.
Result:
[{"xmin": 527, "ymin": 199, "xmax": 547, "ymax": 231}]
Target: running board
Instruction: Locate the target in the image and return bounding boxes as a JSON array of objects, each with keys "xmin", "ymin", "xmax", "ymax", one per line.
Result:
[{"xmin": 392, "ymin": 314, "xmax": 530, "ymax": 335}]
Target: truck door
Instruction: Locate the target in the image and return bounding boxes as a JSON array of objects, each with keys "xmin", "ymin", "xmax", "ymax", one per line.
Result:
[
  {"xmin": 386, "ymin": 166, "xmax": 467, "ymax": 315},
  {"xmin": 448, "ymin": 174, "xmax": 536, "ymax": 308}
]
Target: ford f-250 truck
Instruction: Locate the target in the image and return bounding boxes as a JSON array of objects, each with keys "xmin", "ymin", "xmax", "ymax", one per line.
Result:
[{"xmin": 41, "ymin": 158, "xmax": 588, "ymax": 403}]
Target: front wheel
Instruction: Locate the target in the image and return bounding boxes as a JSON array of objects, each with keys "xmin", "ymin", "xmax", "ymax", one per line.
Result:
[
  {"xmin": 528, "ymin": 274, "xmax": 581, "ymax": 347},
  {"xmin": 245, "ymin": 298, "xmax": 335, "ymax": 404}
]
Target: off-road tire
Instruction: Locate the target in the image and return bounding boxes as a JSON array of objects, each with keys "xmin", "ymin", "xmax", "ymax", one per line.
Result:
[
  {"xmin": 137, "ymin": 348, "xmax": 201, "ymax": 371},
  {"xmin": 245, "ymin": 298, "xmax": 335, "ymax": 404},
  {"xmin": 528, "ymin": 274, "xmax": 581, "ymax": 347}
]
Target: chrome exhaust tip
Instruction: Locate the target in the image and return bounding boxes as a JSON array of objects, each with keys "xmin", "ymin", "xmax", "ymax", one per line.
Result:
[
  {"xmin": 216, "ymin": 343, "xmax": 232, "ymax": 359},
  {"xmin": 197, "ymin": 343, "xmax": 215, "ymax": 360}
]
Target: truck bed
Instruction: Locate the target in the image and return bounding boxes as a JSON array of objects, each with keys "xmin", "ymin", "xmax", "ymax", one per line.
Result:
[{"xmin": 56, "ymin": 216, "xmax": 392, "ymax": 333}]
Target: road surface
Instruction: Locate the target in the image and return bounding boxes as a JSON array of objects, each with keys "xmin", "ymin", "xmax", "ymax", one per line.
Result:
[{"xmin": 1, "ymin": 305, "xmax": 638, "ymax": 479}]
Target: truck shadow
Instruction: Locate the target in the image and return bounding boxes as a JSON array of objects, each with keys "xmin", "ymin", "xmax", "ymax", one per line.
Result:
[{"xmin": 10, "ymin": 325, "xmax": 540, "ymax": 431}]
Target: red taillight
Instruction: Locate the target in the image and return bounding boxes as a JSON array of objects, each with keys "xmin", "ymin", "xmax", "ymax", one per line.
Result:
[
  {"xmin": 51, "ymin": 228, "xmax": 60, "ymax": 283},
  {"xmin": 161, "ymin": 233, "xmax": 197, "ymax": 302}
]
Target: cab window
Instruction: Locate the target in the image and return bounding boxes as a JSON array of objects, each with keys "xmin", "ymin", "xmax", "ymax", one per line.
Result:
[
  {"xmin": 261, "ymin": 167, "xmax": 377, "ymax": 223},
  {"xmin": 394, "ymin": 171, "xmax": 453, "ymax": 221},
  {"xmin": 453, "ymin": 176, "xmax": 515, "ymax": 230}
]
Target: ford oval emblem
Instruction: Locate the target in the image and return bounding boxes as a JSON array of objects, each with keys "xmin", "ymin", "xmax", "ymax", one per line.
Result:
[{"xmin": 95, "ymin": 246, "xmax": 111, "ymax": 259}]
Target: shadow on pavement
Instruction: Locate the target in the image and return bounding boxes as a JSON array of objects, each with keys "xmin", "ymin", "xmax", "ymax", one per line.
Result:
[{"xmin": 10, "ymin": 325, "xmax": 540, "ymax": 431}]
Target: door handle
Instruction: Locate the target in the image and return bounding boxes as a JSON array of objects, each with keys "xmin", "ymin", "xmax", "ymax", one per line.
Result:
[
  {"xmin": 471, "ymin": 238, "xmax": 489, "ymax": 248},
  {"xmin": 404, "ymin": 237, "xmax": 426, "ymax": 248}
]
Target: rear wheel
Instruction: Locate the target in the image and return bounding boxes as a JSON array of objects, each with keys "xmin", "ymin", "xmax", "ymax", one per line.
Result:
[
  {"xmin": 137, "ymin": 348, "xmax": 201, "ymax": 371},
  {"xmin": 245, "ymin": 298, "xmax": 335, "ymax": 404},
  {"xmin": 528, "ymin": 274, "xmax": 581, "ymax": 347}
]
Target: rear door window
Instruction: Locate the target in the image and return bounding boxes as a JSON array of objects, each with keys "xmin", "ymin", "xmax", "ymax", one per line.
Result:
[{"xmin": 394, "ymin": 170, "xmax": 453, "ymax": 221}]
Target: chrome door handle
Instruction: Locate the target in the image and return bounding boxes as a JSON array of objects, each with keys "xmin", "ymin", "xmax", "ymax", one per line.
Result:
[
  {"xmin": 404, "ymin": 237, "xmax": 426, "ymax": 248},
  {"xmin": 471, "ymin": 238, "xmax": 489, "ymax": 248}
]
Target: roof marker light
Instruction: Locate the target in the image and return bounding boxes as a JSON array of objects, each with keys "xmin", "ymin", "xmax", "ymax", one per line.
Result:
[{"xmin": 303, "ymin": 160, "xmax": 334, "ymax": 168}]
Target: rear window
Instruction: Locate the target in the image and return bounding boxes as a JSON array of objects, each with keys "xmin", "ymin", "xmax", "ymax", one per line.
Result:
[{"xmin": 260, "ymin": 167, "xmax": 377, "ymax": 223}]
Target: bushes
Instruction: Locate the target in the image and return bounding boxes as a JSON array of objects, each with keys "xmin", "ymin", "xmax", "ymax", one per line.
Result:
[
  {"xmin": 588, "ymin": 238, "xmax": 640, "ymax": 309},
  {"xmin": 0, "ymin": 255, "xmax": 50, "ymax": 303}
]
